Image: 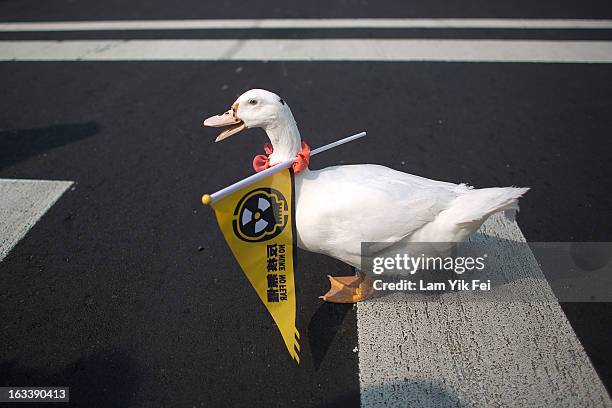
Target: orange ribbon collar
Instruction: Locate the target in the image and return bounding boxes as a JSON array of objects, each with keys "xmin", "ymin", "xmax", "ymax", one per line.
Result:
[{"xmin": 253, "ymin": 142, "xmax": 311, "ymax": 174}]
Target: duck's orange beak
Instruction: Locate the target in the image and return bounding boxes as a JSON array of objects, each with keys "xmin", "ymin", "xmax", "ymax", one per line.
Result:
[{"xmin": 203, "ymin": 103, "xmax": 246, "ymax": 142}]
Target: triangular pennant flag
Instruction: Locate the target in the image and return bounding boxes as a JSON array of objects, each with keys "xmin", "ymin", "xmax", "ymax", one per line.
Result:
[{"xmin": 207, "ymin": 168, "xmax": 300, "ymax": 363}]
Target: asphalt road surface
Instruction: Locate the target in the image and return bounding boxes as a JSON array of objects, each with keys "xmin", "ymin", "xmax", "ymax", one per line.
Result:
[{"xmin": 1, "ymin": 1, "xmax": 611, "ymax": 407}]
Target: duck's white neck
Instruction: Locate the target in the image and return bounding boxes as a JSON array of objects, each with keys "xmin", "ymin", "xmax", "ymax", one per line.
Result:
[{"xmin": 263, "ymin": 116, "xmax": 302, "ymax": 165}]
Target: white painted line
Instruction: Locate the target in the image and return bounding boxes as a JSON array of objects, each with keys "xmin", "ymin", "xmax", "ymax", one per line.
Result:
[
  {"xmin": 0, "ymin": 179, "xmax": 73, "ymax": 262},
  {"xmin": 1, "ymin": 19, "xmax": 612, "ymax": 32},
  {"xmin": 357, "ymin": 213, "xmax": 612, "ymax": 407},
  {"xmin": 1, "ymin": 39, "xmax": 612, "ymax": 63}
]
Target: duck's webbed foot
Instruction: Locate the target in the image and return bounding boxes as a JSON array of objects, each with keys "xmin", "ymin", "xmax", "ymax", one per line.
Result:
[{"xmin": 320, "ymin": 275, "xmax": 373, "ymax": 303}]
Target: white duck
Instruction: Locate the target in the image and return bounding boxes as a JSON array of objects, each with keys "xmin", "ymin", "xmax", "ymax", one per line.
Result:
[{"xmin": 204, "ymin": 89, "xmax": 528, "ymax": 303}]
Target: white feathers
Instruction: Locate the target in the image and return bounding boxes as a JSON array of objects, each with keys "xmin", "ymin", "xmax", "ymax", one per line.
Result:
[
  {"xmin": 294, "ymin": 167, "xmax": 528, "ymax": 267},
  {"xmin": 224, "ymin": 89, "xmax": 529, "ymax": 269}
]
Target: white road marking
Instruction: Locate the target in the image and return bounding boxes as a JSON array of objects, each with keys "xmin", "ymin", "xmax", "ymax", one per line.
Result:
[
  {"xmin": 1, "ymin": 39, "xmax": 612, "ymax": 63},
  {"xmin": 0, "ymin": 179, "xmax": 73, "ymax": 262},
  {"xmin": 357, "ymin": 213, "xmax": 612, "ymax": 407},
  {"xmin": 1, "ymin": 18, "xmax": 612, "ymax": 31}
]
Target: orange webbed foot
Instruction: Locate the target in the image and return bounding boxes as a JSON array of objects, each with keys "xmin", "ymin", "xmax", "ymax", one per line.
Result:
[{"xmin": 320, "ymin": 275, "xmax": 373, "ymax": 303}]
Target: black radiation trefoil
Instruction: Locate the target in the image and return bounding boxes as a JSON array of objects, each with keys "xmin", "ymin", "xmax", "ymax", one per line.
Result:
[{"xmin": 233, "ymin": 188, "xmax": 288, "ymax": 242}]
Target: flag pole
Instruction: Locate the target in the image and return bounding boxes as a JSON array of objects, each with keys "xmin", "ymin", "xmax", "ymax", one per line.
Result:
[{"xmin": 202, "ymin": 131, "xmax": 366, "ymax": 206}]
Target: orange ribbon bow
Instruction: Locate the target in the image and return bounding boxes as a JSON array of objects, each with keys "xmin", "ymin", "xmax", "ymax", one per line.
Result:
[{"xmin": 253, "ymin": 142, "xmax": 311, "ymax": 174}]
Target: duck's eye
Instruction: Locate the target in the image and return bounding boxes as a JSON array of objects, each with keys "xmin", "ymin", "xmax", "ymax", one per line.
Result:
[{"xmin": 248, "ymin": 99, "xmax": 258, "ymax": 105}]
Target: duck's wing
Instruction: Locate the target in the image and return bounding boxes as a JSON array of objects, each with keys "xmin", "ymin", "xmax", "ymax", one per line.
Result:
[{"xmin": 296, "ymin": 164, "xmax": 470, "ymax": 260}]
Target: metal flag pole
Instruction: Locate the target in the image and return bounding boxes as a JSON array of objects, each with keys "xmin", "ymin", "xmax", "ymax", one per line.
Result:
[{"xmin": 202, "ymin": 131, "xmax": 366, "ymax": 205}]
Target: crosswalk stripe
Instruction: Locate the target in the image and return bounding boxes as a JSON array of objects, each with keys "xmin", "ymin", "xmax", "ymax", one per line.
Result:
[
  {"xmin": 1, "ymin": 39, "xmax": 612, "ymax": 63},
  {"xmin": 357, "ymin": 213, "xmax": 612, "ymax": 407},
  {"xmin": 1, "ymin": 19, "xmax": 612, "ymax": 31},
  {"xmin": 0, "ymin": 179, "xmax": 73, "ymax": 262}
]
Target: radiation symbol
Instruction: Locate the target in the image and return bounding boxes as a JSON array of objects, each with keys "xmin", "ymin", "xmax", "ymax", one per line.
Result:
[{"xmin": 232, "ymin": 188, "xmax": 289, "ymax": 242}]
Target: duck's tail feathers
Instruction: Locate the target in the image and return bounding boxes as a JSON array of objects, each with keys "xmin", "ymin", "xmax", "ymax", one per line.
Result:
[
  {"xmin": 410, "ymin": 186, "xmax": 529, "ymax": 243},
  {"xmin": 451, "ymin": 186, "xmax": 530, "ymax": 229}
]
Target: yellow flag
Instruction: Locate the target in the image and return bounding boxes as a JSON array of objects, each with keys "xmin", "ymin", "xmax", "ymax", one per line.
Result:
[{"xmin": 210, "ymin": 168, "xmax": 300, "ymax": 363}]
